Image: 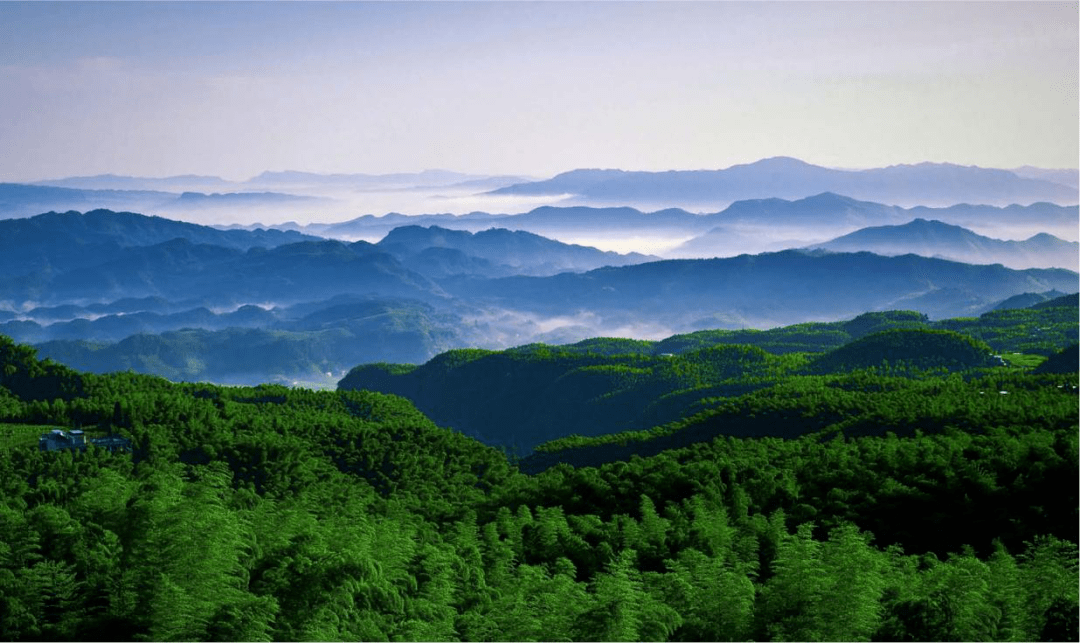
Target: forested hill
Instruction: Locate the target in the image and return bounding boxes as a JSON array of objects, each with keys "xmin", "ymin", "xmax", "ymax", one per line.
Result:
[
  {"xmin": 339, "ymin": 303, "xmax": 1078, "ymax": 454},
  {"xmin": 1, "ymin": 324, "xmax": 1078, "ymax": 641}
]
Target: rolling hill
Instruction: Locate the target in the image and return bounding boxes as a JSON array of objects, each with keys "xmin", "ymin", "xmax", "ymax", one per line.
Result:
[{"xmin": 339, "ymin": 300, "xmax": 1078, "ymax": 454}]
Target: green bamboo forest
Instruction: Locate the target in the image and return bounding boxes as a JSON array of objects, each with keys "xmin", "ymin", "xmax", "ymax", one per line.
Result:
[{"xmin": 0, "ymin": 300, "xmax": 1077, "ymax": 642}]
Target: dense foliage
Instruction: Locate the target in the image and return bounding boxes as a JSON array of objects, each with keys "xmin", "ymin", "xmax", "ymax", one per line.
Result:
[
  {"xmin": 1, "ymin": 326, "xmax": 1077, "ymax": 641},
  {"xmin": 342, "ymin": 341, "xmax": 803, "ymax": 454},
  {"xmin": 340, "ymin": 304, "xmax": 1077, "ymax": 454},
  {"xmin": 807, "ymin": 328, "xmax": 997, "ymax": 373}
]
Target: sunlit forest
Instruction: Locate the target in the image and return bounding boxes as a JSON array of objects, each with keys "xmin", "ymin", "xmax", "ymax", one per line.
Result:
[{"xmin": 0, "ymin": 301, "xmax": 1076, "ymax": 641}]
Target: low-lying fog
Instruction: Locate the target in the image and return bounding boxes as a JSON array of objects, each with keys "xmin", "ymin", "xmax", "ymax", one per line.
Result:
[
  {"xmin": 161, "ymin": 185, "xmax": 570, "ymax": 227},
  {"xmin": 459, "ymin": 308, "xmax": 681, "ymax": 349}
]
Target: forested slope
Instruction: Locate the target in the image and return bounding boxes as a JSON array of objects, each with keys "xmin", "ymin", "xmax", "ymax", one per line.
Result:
[
  {"xmin": 339, "ymin": 303, "xmax": 1078, "ymax": 453},
  {"xmin": 1, "ymin": 331, "xmax": 1076, "ymax": 641}
]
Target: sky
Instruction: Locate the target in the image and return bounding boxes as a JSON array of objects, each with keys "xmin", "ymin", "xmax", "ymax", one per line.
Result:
[{"xmin": 0, "ymin": 1, "xmax": 1076, "ymax": 182}]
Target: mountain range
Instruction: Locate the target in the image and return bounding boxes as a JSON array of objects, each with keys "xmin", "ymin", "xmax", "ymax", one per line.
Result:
[
  {"xmin": 1009, "ymin": 166, "xmax": 1079, "ymax": 189},
  {"xmin": 376, "ymin": 225, "xmax": 655, "ymax": 277},
  {"xmin": 667, "ymin": 194, "xmax": 1077, "ymax": 258},
  {"xmin": 2, "ymin": 171, "xmax": 531, "ymax": 223},
  {"xmin": 0, "ymin": 183, "xmax": 329, "ymax": 221},
  {"xmin": 0, "ymin": 209, "xmax": 659, "ymax": 306},
  {"xmin": 32, "ymin": 298, "xmax": 466, "ymax": 386},
  {"xmin": 440, "ymin": 250, "xmax": 1078, "ymax": 328},
  {"xmin": 291, "ymin": 194, "xmax": 1078, "ymax": 257},
  {"xmin": 0, "ymin": 209, "xmax": 320, "ymax": 279},
  {"xmin": 0, "ymin": 206, "xmax": 1076, "ymax": 384},
  {"xmin": 809, "ymin": 218, "xmax": 1078, "ymax": 270},
  {"xmin": 5, "ymin": 159, "xmax": 1076, "ymax": 230},
  {"xmin": 489, "ymin": 157, "xmax": 1079, "ymax": 207},
  {"xmin": 30, "ymin": 169, "xmax": 527, "ymax": 193}
]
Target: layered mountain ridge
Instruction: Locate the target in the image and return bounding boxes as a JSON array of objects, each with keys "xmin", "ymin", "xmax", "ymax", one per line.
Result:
[
  {"xmin": 0, "ymin": 205, "xmax": 1075, "ymax": 386},
  {"xmin": 490, "ymin": 157, "xmax": 1079, "ymax": 207},
  {"xmin": 809, "ymin": 218, "xmax": 1078, "ymax": 269}
]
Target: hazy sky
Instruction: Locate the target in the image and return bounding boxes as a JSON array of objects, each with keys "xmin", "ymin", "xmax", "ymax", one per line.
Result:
[{"xmin": 1, "ymin": 1, "xmax": 1076, "ymax": 181}]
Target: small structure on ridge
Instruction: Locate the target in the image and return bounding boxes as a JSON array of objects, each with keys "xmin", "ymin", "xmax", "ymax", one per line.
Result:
[{"xmin": 39, "ymin": 429, "xmax": 132, "ymax": 453}]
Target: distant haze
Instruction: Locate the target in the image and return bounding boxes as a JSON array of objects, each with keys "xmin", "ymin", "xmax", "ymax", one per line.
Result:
[{"xmin": 1, "ymin": 1, "xmax": 1076, "ymax": 188}]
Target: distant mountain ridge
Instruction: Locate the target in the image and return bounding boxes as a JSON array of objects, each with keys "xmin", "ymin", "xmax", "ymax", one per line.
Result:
[
  {"xmin": 31, "ymin": 169, "xmax": 515, "ymax": 192},
  {"xmin": 0, "ymin": 209, "xmax": 665, "ymax": 320},
  {"xmin": 32, "ymin": 297, "xmax": 465, "ymax": 385},
  {"xmin": 719, "ymin": 192, "xmax": 902, "ymax": 225},
  {"xmin": 297, "ymin": 194, "xmax": 1077, "ymax": 251},
  {"xmin": 0, "ymin": 209, "xmax": 321, "ymax": 278},
  {"xmin": 0, "ymin": 183, "xmax": 328, "ymax": 220},
  {"xmin": 661, "ymin": 195, "xmax": 1076, "ymax": 258},
  {"xmin": 33, "ymin": 174, "xmax": 239, "ymax": 192},
  {"xmin": 293, "ymin": 205, "xmax": 716, "ymax": 241},
  {"xmin": 442, "ymin": 250, "xmax": 1079, "ymax": 327},
  {"xmin": 376, "ymin": 225, "xmax": 655, "ymax": 276},
  {"xmin": 246, "ymin": 168, "xmax": 492, "ymax": 189},
  {"xmin": 2, "ymin": 237, "xmax": 446, "ymax": 307},
  {"xmin": 489, "ymin": 157, "xmax": 1079, "ymax": 207},
  {"xmin": 1, "ymin": 205, "xmax": 1076, "ymax": 385},
  {"xmin": 8, "ymin": 159, "xmax": 1076, "ymax": 229},
  {"xmin": 0, "ymin": 210, "xmax": 444, "ymax": 306},
  {"xmin": 0, "ymin": 183, "xmax": 173, "ymax": 219},
  {"xmin": 810, "ymin": 218, "xmax": 1079, "ymax": 270},
  {"xmin": 1010, "ymin": 166, "xmax": 1079, "ymax": 189}
]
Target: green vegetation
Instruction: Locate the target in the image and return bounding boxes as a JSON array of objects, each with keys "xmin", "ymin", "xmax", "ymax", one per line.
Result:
[
  {"xmin": 937, "ymin": 304, "xmax": 1079, "ymax": 356},
  {"xmin": 656, "ymin": 305, "xmax": 1076, "ymax": 357},
  {"xmin": 341, "ymin": 340, "xmax": 810, "ymax": 453},
  {"xmin": 1, "ymin": 317, "xmax": 1077, "ymax": 641},
  {"xmin": 808, "ymin": 328, "xmax": 997, "ymax": 373},
  {"xmin": 1034, "ymin": 343, "xmax": 1079, "ymax": 374},
  {"xmin": 340, "ymin": 302, "xmax": 1078, "ymax": 454},
  {"xmin": 1001, "ymin": 353, "xmax": 1048, "ymax": 369},
  {"xmin": 530, "ymin": 367, "xmax": 1076, "ymax": 457},
  {"xmin": 0, "ymin": 423, "xmax": 54, "ymax": 450}
]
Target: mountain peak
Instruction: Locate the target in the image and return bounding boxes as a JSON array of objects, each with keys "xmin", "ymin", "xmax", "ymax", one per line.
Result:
[
  {"xmin": 758, "ymin": 156, "xmax": 813, "ymax": 166},
  {"xmin": 731, "ymin": 156, "xmax": 816, "ymax": 171},
  {"xmin": 902, "ymin": 217, "xmax": 959, "ymax": 228},
  {"xmin": 800, "ymin": 191, "xmax": 857, "ymax": 205},
  {"xmin": 550, "ymin": 168, "xmax": 628, "ymax": 180}
]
